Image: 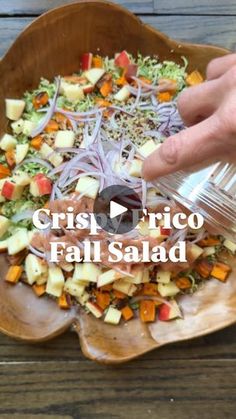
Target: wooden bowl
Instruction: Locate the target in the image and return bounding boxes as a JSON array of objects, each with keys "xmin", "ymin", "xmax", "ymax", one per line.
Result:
[{"xmin": 0, "ymin": 0, "xmax": 234, "ymax": 364}]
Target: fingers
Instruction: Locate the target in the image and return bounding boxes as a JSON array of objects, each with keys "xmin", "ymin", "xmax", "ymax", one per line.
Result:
[
  {"xmin": 142, "ymin": 114, "xmax": 224, "ymax": 181},
  {"xmin": 206, "ymin": 54, "xmax": 236, "ymax": 80},
  {"xmin": 177, "ymin": 78, "xmax": 222, "ymax": 126}
]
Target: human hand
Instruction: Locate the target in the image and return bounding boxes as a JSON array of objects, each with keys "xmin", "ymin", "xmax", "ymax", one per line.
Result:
[{"xmin": 142, "ymin": 54, "xmax": 236, "ymax": 181}]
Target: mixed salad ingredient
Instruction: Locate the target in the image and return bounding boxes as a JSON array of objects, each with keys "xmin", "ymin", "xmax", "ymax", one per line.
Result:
[{"xmin": 0, "ymin": 51, "xmax": 234, "ymax": 325}]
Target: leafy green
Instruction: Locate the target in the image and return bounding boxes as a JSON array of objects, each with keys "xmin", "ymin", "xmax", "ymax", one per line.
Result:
[
  {"xmin": 56, "ymin": 94, "xmax": 95, "ymax": 112},
  {"xmin": 19, "ymin": 161, "xmax": 49, "ymax": 176}
]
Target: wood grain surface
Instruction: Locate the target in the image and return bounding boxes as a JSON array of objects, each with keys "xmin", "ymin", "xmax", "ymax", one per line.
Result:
[
  {"xmin": 0, "ymin": 15, "xmax": 236, "ymax": 58},
  {"xmin": 0, "ymin": 1, "xmax": 236, "ymax": 418}
]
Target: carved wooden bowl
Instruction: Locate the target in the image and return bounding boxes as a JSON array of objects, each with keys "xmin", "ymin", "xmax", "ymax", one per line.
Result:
[{"xmin": 0, "ymin": 0, "xmax": 234, "ymax": 364}]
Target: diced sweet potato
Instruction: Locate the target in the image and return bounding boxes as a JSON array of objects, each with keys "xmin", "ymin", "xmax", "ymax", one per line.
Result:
[
  {"xmin": 32, "ymin": 283, "xmax": 46, "ymax": 297},
  {"xmin": 142, "ymin": 283, "xmax": 158, "ymax": 296},
  {"xmin": 186, "ymin": 70, "xmax": 203, "ymax": 86},
  {"xmin": 5, "ymin": 265, "xmax": 23, "ymax": 283},
  {"xmin": 30, "ymin": 135, "xmax": 43, "ymax": 150},
  {"xmin": 58, "ymin": 292, "xmax": 71, "ymax": 309},
  {"xmin": 175, "ymin": 277, "xmax": 192, "ymax": 290},
  {"xmin": 121, "ymin": 305, "xmax": 134, "ymax": 321},
  {"xmin": 0, "ymin": 164, "xmax": 11, "ymax": 179},
  {"xmin": 211, "ymin": 262, "xmax": 231, "ymax": 282},
  {"xmin": 44, "ymin": 119, "xmax": 59, "ymax": 133},
  {"xmin": 113, "ymin": 290, "xmax": 127, "ymax": 299},
  {"xmin": 195, "ymin": 259, "xmax": 213, "ymax": 279},
  {"xmin": 158, "ymin": 92, "xmax": 173, "ymax": 102},
  {"xmin": 33, "ymin": 92, "xmax": 49, "ymax": 109},
  {"xmin": 198, "ymin": 236, "xmax": 220, "ymax": 247},
  {"xmin": 140, "ymin": 300, "xmax": 156, "ymax": 322},
  {"xmin": 95, "ymin": 291, "xmax": 111, "ymax": 309}
]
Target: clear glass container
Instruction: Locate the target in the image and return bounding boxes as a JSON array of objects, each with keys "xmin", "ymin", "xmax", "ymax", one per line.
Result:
[{"xmin": 156, "ymin": 162, "xmax": 236, "ymax": 241}]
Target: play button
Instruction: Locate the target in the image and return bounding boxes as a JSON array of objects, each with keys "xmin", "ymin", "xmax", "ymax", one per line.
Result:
[
  {"xmin": 110, "ymin": 201, "xmax": 127, "ymax": 219},
  {"xmin": 94, "ymin": 185, "xmax": 143, "ymax": 234}
]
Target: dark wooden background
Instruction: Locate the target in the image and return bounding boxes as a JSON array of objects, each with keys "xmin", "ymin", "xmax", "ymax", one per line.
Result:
[{"xmin": 1, "ymin": 1, "xmax": 236, "ymax": 418}]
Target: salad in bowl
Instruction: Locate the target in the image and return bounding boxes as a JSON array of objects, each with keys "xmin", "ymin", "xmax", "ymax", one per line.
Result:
[{"xmin": 0, "ymin": 50, "xmax": 234, "ymax": 326}]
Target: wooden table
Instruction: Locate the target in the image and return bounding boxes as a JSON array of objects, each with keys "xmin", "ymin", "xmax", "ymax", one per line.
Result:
[{"xmin": 1, "ymin": 1, "xmax": 236, "ymax": 418}]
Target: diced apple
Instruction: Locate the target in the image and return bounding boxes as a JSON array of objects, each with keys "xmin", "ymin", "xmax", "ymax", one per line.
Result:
[
  {"xmin": 113, "ymin": 279, "xmax": 132, "ymax": 295},
  {"xmin": 125, "ymin": 271, "xmax": 142, "ymax": 285},
  {"xmin": 128, "ymin": 159, "xmax": 143, "ymax": 177},
  {"xmin": 63, "ymin": 83, "xmax": 85, "ymax": 101},
  {"xmin": 85, "ymin": 301, "xmax": 103, "ymax": 318},
  {"xmin": 60, "ymin": 262, "xmax": 74, "ymax": 272},
  {"xmin": 137, "ymin": 220, "xmax": 149, "ymax": 236},
  {"xmin": 81, "ymin": 52, "xmax": 93, "ymax": 71},
  {"xmin": 46, "ymin": 266, "xmax": 65, "ymax": 297},
  {"xmin": 0, "ymin": 215, "xmax": 10, "ymax": 239},
  {"xmin": 64, "ymin": 278, "xmax": 85, "ymax": 298},
  {"xmin": 128, "ymin": 284, "xmax": 137, "ymax": 296},
  {"xmin": 114, "ymin": 50, "xmax": 131, "ymax": 68},
  {"xmin": 138, "ymin": 140, "xmax": 161, "ymax": 158},
  {"xmin": 1, "ymin": 180, "xmax": 24, "ymax": 200},
  {"xmin": 40, "ymin": 143, "xmax": 63, "ymax": 167},
  {"xmin": 126, "ymin": 268, "xmax": 149, "ymax": 284},
  {"xmin": 114, "ymin": 85, "xmax": 130, "ymax": 102},
  {"xmin": 156, "ymin": 270, "xmax": 171, "ymax": 284},
  {"xmin": 13, "ymin": 171, "xmax": 31, "ymax": 186},
  {"xmin": 8, "ymin": 229, "xmax": 29, "ymax": 255},
  {"xmin": 142, "ymin": 269, "xmax": 150, "ymax": 283},
  {"xmin": 75, "ymin": 176, "xmax": 99, "ymax": 199},
  {"xmin": 0, "ymin": 179, "xmax": 6, "ymax": 203},
  {"xmin": 149, "ymin": 226, "xmax": 170, "ymax": 240},
  {"xmin": 125, "ymin": 64, "xmax": 138, "ymax": 82},
  {"xmin": 97, "ymin": 269, "xmax": 126, "ymax": 288},
  {"xmin": 188, "ymin": 243, "xmax": 204, "ymax": 262},
  {"xmin": 22, "ymin": 120, "xmax": 36, "ymax": 136},
  {"xmin": 158, "ymin": 300, "xmax": 182, "ymax": 321},
  {"xmin": 157, "ymin": 281, "xmax": 180, "ymax": 297},
  {"xmin": 15, "ymin": 144, "xmax": 29, "ymax": 165},
  {"xmin": 11, "ymin": 119, "xmax": 24, "ymax": 135},
  {"xmin": 30, "ymin": 174, "xmax": 52, "ymax": 197},
  {"xmin": 5, "ymin": 99, "xmax": 26, "ymax": 121},
  {"xmin": 54, "ymin": 130, "xmax": 75, "ymax": 148},
  {"xmin": 73, "ymin": 262, "xmax": 101, "ymax": 283},
  {"xmin": 83, "ymin": 84, "xmax": 94, "ymax": 94},
  {"xmin": 76, "ymin": 291, "xmax": 90, "ymax": 306},
  {"xmin": 25, "ymin": 253, "xmax": 48, "ymax": 285},
  {"xmin": 0, "ymin": 134, "xmax": 17, "ymax": 151},
  {"xmin": 104, "ymin": 307, "xmax": 121, "ymax": 325},
  {"xmin": 223, "ymin": 239, "xmax": 236, "ymax": 253},
  {"xmin": 202, "ymin": 246, "xmax": 216, "ymax": 257},
  {"xmin": 0, "ymin": 239, "xmax": 8, "ymax": 252},
  {"xmin": 84, "ymin": 68, "xmax": 105, "ymax": 85}
]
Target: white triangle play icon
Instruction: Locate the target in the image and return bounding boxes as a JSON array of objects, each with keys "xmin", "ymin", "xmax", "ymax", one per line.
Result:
[{"xmin": 110, "ymin": 200, "xmax": 127, "ymax": 219}]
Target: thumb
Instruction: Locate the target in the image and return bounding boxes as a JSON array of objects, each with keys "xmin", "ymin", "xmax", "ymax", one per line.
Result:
[{"xmin": 142, "ymin": 115, "xmax": 223, "ymax": 181}]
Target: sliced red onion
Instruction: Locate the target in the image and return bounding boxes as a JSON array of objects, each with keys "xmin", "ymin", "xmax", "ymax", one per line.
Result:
[
  {"xmin": 55, "ymin": 106, "xmax": 105, "ymax": 118},
  {"xmin": 28, "ymin": 244, "xmax": 46, "ymax": 259},
  {"xmin": 31, "ymin": 77, "xmax": 61, "ymax": 138}
]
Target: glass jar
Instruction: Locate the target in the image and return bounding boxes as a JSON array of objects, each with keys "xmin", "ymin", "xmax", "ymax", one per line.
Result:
[{"xmin": 156, "ymin": 162, "xmax": 236, "ymax": 241}]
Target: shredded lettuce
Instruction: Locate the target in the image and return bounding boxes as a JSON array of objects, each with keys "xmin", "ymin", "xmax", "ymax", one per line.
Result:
[
  {"xmin": 136, "ymin": 53, "xmax": 162, "ymax": 83},
  {"xmin": 56, "ymin": 94, "xmax": 95, "ymax": 112},
  {"xmin": 23, "ymin": 78, "xmax": 55, "ymax": 119},
  {"xmin": 19, "ymin": 161, "xmax": 49, "ymax": 176},
  {"xmin": 157, "ymin": 59, "xmax": 187, "ymax": 90}
]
